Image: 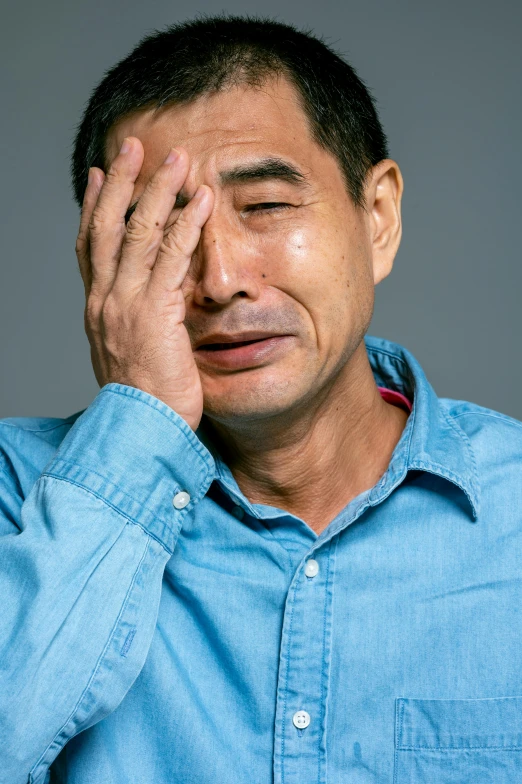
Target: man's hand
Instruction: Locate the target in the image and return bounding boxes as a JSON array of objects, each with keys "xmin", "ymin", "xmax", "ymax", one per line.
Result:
[{"xmin": 75, "ymin": 137, "xmax": 214, "ymax": 431}]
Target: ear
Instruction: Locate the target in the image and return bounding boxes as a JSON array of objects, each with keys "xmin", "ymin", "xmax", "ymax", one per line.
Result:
[{"xmin": 364, "ymin": 160, "xmax": 403, "ymax": 285}]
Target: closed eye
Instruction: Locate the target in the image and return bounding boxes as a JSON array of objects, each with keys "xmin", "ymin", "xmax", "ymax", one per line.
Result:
[{"xmin": 243, "ymin": 202, "xmax": 292, "ymax": 213}]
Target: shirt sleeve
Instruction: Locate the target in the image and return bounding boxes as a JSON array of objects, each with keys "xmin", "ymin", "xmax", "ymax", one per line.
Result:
[{"xmin": 0, "ymin": 383, "xmax": 215, "ymax": 784}]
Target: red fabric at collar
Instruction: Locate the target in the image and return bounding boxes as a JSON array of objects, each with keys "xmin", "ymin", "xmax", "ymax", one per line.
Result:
[{"xmin": 378, "ymin": 386, "xmax": 412, "ymax": 413}]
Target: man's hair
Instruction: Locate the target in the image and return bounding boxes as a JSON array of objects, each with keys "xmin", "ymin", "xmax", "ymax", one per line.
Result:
[{"xmin": 71, "ymin": 15, "xmax": 389, "ymax": 209}]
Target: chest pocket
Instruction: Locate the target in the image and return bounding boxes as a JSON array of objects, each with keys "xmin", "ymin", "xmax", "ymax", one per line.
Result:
[{"xmin": 394, "ymin": 696, "xmax": 522, "ymax": 783}]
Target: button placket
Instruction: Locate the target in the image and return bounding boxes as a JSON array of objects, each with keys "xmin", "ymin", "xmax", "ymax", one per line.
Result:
[{"xmin": 273, "ymin": 538, "xmax": 337, "ymax": 784}]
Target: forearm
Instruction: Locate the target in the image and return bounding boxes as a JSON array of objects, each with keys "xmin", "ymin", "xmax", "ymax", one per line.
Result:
[{"xmin": 0, "ymin": 384, "xmax": 214, "ymax": 783}]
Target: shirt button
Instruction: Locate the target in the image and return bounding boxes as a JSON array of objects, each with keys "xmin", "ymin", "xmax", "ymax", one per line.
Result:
[
  {"xmin": 172, "ymin": 491, "xmax": 190, "ymax": 509},
  {"xmin": 232, "ymin": 505, "xmax": 245, "ymax": 520},
  {"xmin": 293, "ymin": 710, "xmax": 311, "ymax": 729},
  {"xmin": 304, "ymin": 559, "xmax": 319, "ymax": 578}
]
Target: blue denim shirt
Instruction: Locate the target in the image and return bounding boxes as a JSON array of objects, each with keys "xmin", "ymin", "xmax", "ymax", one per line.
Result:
[{"xmin": 2, "ymin": 335, "xmax": 522, "ymax": 784}]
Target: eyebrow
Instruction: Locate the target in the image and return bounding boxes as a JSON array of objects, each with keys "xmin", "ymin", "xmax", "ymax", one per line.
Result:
[
  {"xmin": 124, "ymin": 157, "xmax": 309, "ymax": 224},
  {"xmin": 218, "ymin": 157, "xmax": 310, "ymax": 187}
]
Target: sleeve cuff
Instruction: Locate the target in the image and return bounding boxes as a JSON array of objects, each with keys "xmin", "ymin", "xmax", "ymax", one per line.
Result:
[{"xmin": 42, "ymin": 383, "xmax": 216, "ymax": 552}]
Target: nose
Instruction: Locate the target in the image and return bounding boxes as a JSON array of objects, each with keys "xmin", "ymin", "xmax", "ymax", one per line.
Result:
[{"xmin": 189, "ymin": 211, "xmax": 261, "ymax": 306}]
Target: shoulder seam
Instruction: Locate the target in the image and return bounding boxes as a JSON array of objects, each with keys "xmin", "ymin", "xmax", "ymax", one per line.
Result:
[
  {"xmin": 0, "ymin": 415, "xmax": 80, "ymax": 434},
  {"xmin": 450, "ymin": 411, "xmax": 522, "ymax": 429}
]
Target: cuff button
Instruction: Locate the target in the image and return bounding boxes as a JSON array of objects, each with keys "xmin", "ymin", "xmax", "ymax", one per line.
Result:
[{"xmin": 173, "ymin": 491, "xmax": 191, "ymax": 509}]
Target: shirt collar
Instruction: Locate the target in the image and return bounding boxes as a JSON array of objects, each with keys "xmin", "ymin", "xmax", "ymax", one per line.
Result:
[
  {"xmin": 196, "ymin": 335, "xmax": 480, "ymax": 522},
  {"xmin": 364, "ymin": 335, "xmax": 480, "ymax": 520}
]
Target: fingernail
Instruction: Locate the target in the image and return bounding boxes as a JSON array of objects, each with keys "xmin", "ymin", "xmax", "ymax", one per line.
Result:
[
  {"xmin": 120, "ymin": 138, "xmax": 132, "ymax": 155},
  {"xmin": 193, "ymin": 186, "xmax": 210, "ymax": 210},
  {"xmin": 164, "ymin": 148, "xmax": 180, "ymax": 165}
]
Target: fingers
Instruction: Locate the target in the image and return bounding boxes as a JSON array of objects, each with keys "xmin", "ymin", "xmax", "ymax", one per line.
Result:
[
  {"xmin": 87, "ymin": 137, "xmax": 144, "ymax": 297},
  {"xmin": 77, "ymin": 134, "xmax": 214, "ymax": 312},
  {"xmin": 148, "ymin": 184, "xmax": 214, "ymax": 294},
  {"xmin": 115, "ymin": 147, "xmax": 191, "ymax": 283},
  {"xmin": 75, "ymin": 167, "xmax": 104, "ymax": 295}
]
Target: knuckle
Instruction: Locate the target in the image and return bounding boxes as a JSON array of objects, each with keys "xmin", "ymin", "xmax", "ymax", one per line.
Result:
[
  {"xmin": 84, "ymin": 307, "xmax": 96, "ymax": 339},
  {"xmin": 101, "ymin": 294, "xmax": 119, "ymax": 323},
  {"xmin": 145, "ymin": 174, "xmax": 166, "ymax": 194},
  {"xmin": 104, "ymin": 166, "xmax": 122, "ymax": 186},
  {"xmin": 160, "ymin": 230, "xmax": 187, "ymax": 258},
  {"xmin": 175, "ymin": 209, "xmax": 198, "ymax": 233},
  {"xmin": 125, "ymin": 211, "xmax": 151, "ymax": 238},
  {"xmin": 88, "ymin": 208, "xmax": 108, "ymax": 238},
  {"xmin": 75, "ymin": 233, "xmax": 87, "ymax": 257},
  {"xmin": 85, "ymin": 296, "xmax": 102, "ymax": 328},
  {"xmin": 162, "ymin": 220, "xmax": 197, "ymax": 256},
  {"xmin": 123, "ymin": 214, "xmax": 162, "ymax": 254}
]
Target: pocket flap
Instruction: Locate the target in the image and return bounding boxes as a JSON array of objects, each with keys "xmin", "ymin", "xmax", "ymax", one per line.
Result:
[{"xmin": 396, "ymin": 696, "xmax": 522, "ymax": 750}]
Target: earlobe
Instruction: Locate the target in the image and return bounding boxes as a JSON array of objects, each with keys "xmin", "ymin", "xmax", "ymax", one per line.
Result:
[{"xmin": 367, "ymin": 160, "xmax": 403, "ymax": 285}]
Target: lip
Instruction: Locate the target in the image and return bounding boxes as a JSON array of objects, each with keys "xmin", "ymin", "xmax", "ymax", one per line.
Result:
[
  {"xmin": 195, "ymin": 334, "xmax": 295, "ymax": 370},
  {"xmin": 194, "ymin": 331, "xmax": 289, "ymax": 350}
]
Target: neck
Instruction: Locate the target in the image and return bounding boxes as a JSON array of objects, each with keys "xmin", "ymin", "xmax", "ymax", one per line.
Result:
[{"xmin": 202, "ymin": 343, "xmax": 409, "ymax": 535}]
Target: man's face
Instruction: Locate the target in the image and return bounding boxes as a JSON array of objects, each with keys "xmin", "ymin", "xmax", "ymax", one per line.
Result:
[{"xmin": 106, "ymin": 77, "xmax": 400, "ymax": 426}]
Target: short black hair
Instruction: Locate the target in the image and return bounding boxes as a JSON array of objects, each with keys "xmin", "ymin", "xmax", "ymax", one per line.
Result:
[{"xmin": 70, "ymin": 15, "xmax": 389, "ymax": 209}]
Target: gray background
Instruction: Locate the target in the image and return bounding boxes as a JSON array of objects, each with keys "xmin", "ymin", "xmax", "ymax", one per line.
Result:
[{"xmin": 1, "ymin": 0, "xmax": 521, "ymax": 419}]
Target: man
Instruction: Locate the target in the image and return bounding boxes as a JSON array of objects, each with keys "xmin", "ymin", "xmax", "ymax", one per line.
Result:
[{"xmin": 1, "ymin": 14, "xmax": 522, "ymax": 784}]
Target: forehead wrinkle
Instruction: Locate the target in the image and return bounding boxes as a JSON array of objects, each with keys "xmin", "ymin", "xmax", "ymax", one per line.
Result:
[
  {"xmin": 122, "ymin": 125, "xmax": 318, "ymax": 222},
  {"xmin": 144, "ymin": 104, "xmax": 280, "ymax": 148},
  {"xmin": 126, "ymin": 150, "xmax": 315, "ymax": 223}
]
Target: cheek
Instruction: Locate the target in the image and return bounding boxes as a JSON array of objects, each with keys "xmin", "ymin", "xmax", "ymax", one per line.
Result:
[
  {"xmin": 260, "ymin": 224, "xmax": 330, "ymax": 288},
  {"xmin": 261, "ymin": 222, "xmax": 354, "ymax": 307},
  {"xmin": 263, "ymin": 221, "xmax": 374, "ymax": 345}
]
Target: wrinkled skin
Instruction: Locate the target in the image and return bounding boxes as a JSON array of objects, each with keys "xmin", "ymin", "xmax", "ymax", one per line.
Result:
[{"xmin": 100, "ymin": 76, "xmax": 406, "ymax": 533}]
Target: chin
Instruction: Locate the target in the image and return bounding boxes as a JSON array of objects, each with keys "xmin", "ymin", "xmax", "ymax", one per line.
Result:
[{"xmin": 202, "ymin": 374, "xmax": 304, "ymax": 424}]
